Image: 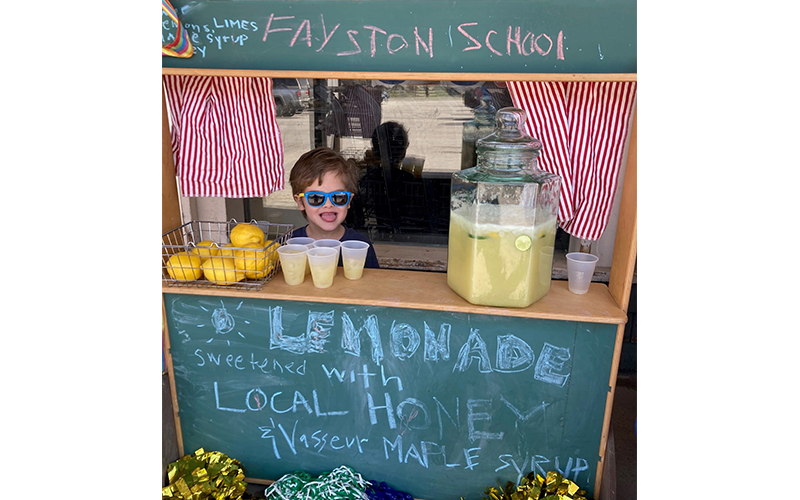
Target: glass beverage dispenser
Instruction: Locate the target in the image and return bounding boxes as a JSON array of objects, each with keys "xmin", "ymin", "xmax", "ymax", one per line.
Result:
[{"xmin": 447, "ymin": 107, "xmax": 561, "ymax": 308}]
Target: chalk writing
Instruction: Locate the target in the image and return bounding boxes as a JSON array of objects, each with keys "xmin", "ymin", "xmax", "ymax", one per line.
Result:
[
  {"xmin": 496, "ymin": 334, "xmax": 534, "ymax": 373},
  {"xmin": 342, "ymin": 311, "xmax": 384, "ymax": 363},
  {"xmin": 164, "ymin": 10, "xmax": 566, "ymax": 63},
  {"xmin": 172, "ymin": 301, "xmax": 574, "ymax": 384},
  {"xmin": 499, "ymin": 397, "xmax": 550, "ymax": 423},
  {"xmin": 454, "ymin": 329, "xmax": 492, "ymax": 373},
  {"xmin": 321, "ymin": 363, "xmax": 403, "ymax": 391},
  {"xmin": 259, "ymin": 418, "xmax": 368, "ymax": 459},
  {"xmin": 390, "ymin": 320, "xmax": 421, "ymax": 360},
  {"xmin": 534, "ymin": 343, "xmax": 571, "ymax": 387},
  {"xmin": 206, "ymin": 33, "xmax": 250, "ymax": 49},
  {"xmin": 192, "ymin": 349, "xmax": 308, "ymax": 375},
  {"xmin": 308, "ymin": 310, "xmax": 333, "ymax": 353},
  {"xmin": 496, "ymin": 454, "xmax": 590, "ymax": 484},
  {"xmin": 252, "ymin": 412, "xmax": 589, "ymax": 482},
  {"xmin": 213, "ymin": 17, "xmax": 259, "ymax": 31},
  {"xmin": 165, "ymin": 294, "xmax": 615, "ymax": 498},
  {"xmin": 384, "ymin": 436, "xmax": 462, "ymax": 468},
  {"xmin": 424, "ymin": 321, "xmax": 451, "ymax": 361},
  {"xmin": 466, "ymin": 399, "xmax": 503, "ymax": 442},
  {"xmin": 215, "ymin": 382, "xmax": 349, "ymax": 416}
]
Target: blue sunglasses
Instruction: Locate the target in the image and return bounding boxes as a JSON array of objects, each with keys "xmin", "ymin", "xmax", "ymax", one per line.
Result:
[{"xmin": 298, "ymin": 190, "xmax": 352, "ymax": 207}]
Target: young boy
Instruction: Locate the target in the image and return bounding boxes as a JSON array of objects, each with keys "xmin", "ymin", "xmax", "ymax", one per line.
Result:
[{"xmin": 289, "ymin": 147, "xmax": 380, "ymax": 268}]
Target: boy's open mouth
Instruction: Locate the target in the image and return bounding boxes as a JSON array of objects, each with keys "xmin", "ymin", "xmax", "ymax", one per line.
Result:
[{"xmin": 319, "ymin": 212, "xmax": 338, "ymax": 223}]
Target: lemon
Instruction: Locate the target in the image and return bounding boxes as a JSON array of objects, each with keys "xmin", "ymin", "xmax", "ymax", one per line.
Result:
[
  {"xmin": 219, "ymin": 243, "xmax": 236, "ymax": 257},
  {"xmin": 514, "ymin": 235, "xmax": 532, "ymax": 251},
  {"xmin": 191, "ymin": 240, "xmax": 220, "ymax": 262},
  {"xmin": 230, "ymin": 223, "xmax": 265, "ymax": 247},
  {"xmin": 202, "ymin": 257, "xmax": 245, "ymax": 285},
  {"xmin": 263, "ymin": 240, "xmax": 280, "ymax": 266},
  {"xmin": 166, "ymin": 252, "xmax": 204, "ymax": 281},
  {"xmin": 233, "ymin": 243, "xmax": 272, "ymax": 279}
]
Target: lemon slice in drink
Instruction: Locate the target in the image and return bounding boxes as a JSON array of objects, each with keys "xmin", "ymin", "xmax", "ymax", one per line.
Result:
[{"xmin": 514, "ymin": 235, "xmax": 532, "ymax": 251}]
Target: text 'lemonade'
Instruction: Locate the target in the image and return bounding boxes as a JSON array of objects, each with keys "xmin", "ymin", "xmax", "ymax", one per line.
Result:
[{"xmin": 447, "ymin": 204, "xmax": 557, "ymax": 308}]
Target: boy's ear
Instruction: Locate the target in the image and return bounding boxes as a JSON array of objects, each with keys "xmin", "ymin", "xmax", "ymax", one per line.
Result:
[{"xmin": 293, "ymin": 194, "xmax": 305, "ymax": 212}]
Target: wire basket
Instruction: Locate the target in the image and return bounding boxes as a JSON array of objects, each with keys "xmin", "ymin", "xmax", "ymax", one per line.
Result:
[{"xmin": 162, "ymin": 219, "xmax": 294, "ymax": 291}]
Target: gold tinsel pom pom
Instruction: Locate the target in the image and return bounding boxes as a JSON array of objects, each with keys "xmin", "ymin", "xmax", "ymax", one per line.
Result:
[
  {"xmin": 479, "ymin": 471, "xmax": 592, "ymax": 500},
  {"xmin": 162, "ymin": 448, "xmax": 248, "ymax": 500}
]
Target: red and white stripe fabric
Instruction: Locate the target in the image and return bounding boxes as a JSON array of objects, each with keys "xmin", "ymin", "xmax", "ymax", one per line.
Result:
[
  {"xmin": 162, "ymin": 75, "xmax": 285, "ymax": 198},
  {"xmin": 507, "ymin": 81, "xmax": 637, "ymax": 241}
]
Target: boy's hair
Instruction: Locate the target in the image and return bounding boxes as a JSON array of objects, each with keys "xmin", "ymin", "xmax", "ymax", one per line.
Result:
[{"xmin": 290, "ymin": 147, "xmax": 359, "ymax": 196}]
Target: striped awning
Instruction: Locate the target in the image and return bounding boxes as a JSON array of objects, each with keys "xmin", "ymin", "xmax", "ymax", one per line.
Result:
[
  {"xmin": 163, "ymin": 75, "xmax": 285, "ymax": 198},
  {"xmin": 507, "ymin": 81, "xmax": 637, "ymax": 241}
]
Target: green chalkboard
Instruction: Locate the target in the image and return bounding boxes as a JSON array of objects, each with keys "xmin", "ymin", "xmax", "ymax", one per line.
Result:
[
  {"xmin": 162, "ymin": 0, "xmax": 636, "ymax": 74},
  {"xmin": 164, "ymin": 293, "xmax": 618, "ymax": 499}
]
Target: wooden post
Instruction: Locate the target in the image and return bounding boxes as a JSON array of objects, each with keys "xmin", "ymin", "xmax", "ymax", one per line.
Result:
[
  {"xmin": 593, "ymin": 106, "xmax": 636, "ymax": 497},
  {"xmin": 163, "ymin": 85, "xmax": 182, "ymax": 234},
  {"xmin": 162, "ymin": 297, "xmax": 185, "ymax": 457},
  {"xmin": 607, "ymin": 107, "xmax": 637, "ymax": 313}
]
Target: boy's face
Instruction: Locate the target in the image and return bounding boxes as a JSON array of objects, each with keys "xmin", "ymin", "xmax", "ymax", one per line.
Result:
[{"xmin": 294, "ymin": 172, "xmax": 351, "ymax": 235}]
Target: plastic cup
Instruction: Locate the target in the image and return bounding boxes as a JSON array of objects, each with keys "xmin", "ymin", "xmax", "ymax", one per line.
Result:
[
  {"xmin": 287, "ymin": 237, "xmax": 315, "ymax": 275},
  {"xmin": 566, "ymin": 252, "xmax": 599, "ymax": 294},
  {"xmin": 341, "ymin": 240, "xmax": 370, "ymax": 280},
  {"xmin": 312, "ymin": 239, "xmax": 342, "ymax": 263},
  {"xmin": 276, "ymin": 244, "xmax": 309, "ymax": 285},
  {"xmin": 306, "ymin": 247, "xmax": 338, "ymax": 289},
  {"xmin": 287, "ymin": 237, "xmax": 315, "ymax": 247}
]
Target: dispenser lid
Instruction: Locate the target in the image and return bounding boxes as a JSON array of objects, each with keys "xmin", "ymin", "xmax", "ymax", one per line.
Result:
[{"xmin": 476, "ymin": 107, "xmax": 542, "ymax": 152}]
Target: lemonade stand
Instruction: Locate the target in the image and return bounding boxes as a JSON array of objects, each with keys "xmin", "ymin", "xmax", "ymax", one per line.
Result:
[{"xmin": 162, "ymin": 1, "xmax": 636, "ymax": 498}]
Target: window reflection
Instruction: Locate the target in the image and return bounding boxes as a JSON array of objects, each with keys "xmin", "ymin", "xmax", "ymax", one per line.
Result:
[{"xmin": 263, "ymin": 79, "xmax": 513, "ymax": 243}]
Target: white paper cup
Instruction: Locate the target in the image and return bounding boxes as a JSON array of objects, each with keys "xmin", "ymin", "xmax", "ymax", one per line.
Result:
[
  {"xmin": 287, "ymin": 237, "xmax": 315, "ymax": 275},
  {"xmin": 306, "ymin": 247, "xmax": 338, "ymax": 288},
  {"xmin": 312, "ymin": 239, "xmax": 342, "ymax": 264},
  {"xmin": 276, "ymin": 244, "xmax": 309, "ymax": 285},
  {"xmin": 341, "ymin": 240, "xmax": 370, "ymax": 280},
  {"xmin": 566, "ymin": 252, "xmax": 599, "ymax": 294}
]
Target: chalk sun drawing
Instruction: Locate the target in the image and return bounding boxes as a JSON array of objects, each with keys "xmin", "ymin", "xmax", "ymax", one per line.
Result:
[
  {"xmin": 207, "ymin": 300, "xmax": 245, "ymax": 346},
  {"xmin": 236, "ymin": 301, "xmax": 252, "ymax": 325}
]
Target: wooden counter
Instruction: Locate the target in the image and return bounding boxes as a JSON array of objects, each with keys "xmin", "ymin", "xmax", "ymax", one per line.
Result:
[{"xmin": 162, "ymin": 267, "xmax": 627, "ymax": 325}]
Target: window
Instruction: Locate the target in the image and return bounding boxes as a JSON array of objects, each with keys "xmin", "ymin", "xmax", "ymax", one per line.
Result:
[
  {"xmin": 256, "ymin": 79, "xmax": 521, "ymax": 245},
  {"xmin": 224, "ymin": 78, "xmax": 619, "ymax": 271}
]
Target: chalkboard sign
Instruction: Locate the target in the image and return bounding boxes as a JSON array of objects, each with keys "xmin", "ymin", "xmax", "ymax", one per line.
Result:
[
  {"xmin": 162, "ymin": 0, "xmax": 636, "ymax": 74},
  {"xmin": 164, "ymin": 293, "xmax": 617, "ymax": 499}
]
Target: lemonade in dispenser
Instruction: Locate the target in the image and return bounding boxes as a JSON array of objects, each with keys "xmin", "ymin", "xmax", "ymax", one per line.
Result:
[{"xmin": 447, "ymin": 107, "xmax": 561, "ymax": 308}]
